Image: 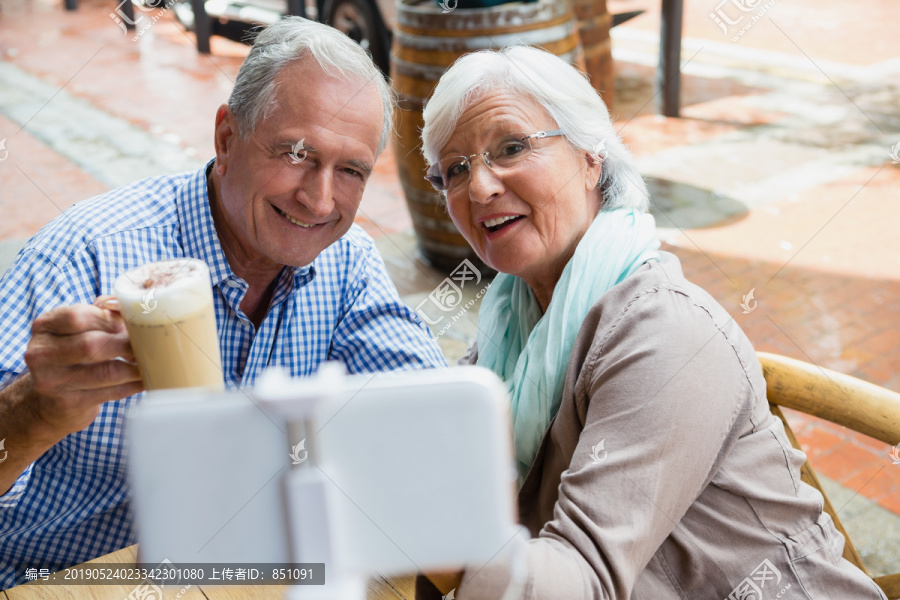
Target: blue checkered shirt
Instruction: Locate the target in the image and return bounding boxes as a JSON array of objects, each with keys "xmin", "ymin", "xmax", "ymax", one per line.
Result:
[{"xmin": 0, "ymin": 161, "xmax": 446, "ymax": 589}]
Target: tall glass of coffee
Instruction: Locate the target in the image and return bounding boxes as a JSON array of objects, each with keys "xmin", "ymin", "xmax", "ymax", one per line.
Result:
[{"xmin": 114, "ymin": 258, "xmax": 224, "ymax": 391}]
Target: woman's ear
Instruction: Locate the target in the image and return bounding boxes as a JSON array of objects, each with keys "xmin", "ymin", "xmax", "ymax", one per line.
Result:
[{"xmin": 584, "ymin": 149, "xmax": 603, "ymax": 192}]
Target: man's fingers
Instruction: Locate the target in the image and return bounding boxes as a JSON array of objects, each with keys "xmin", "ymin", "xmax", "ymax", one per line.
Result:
[
  {"xmin": 94, "ymin": 295, "xmax": 121, "ymax": 313},
  {"xmin": 31, "ymin": 378, "xmax": 146, "ymax": 435},
  {"xmin": 62, "ymin": 359, "xmax": 144, "ymax": 392},
  {"xmin": 32, "ymin": 360, "xmax": 143, "ymax": 401},
  {"xmin": 33, "ymin": 304, "xmax": 126, "ymax": 337},
  {"xmin": 27, "ymin": 329, "xmax": 136, "ymax": 368},
  {"xmin": 76, "ymin": 380, "xmax": 145, "ymax": 407}
]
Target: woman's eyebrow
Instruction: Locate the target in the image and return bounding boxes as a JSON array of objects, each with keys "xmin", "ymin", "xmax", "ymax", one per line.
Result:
[{"xmin": 441, "ymin": 121, "xmax": 526, "ymax": 155}]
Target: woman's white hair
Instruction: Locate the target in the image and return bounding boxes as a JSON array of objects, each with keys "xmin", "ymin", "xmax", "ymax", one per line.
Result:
[
  {"xmin": 228, "ymin": 17, "xmax": 394, "ymax": 156},
  {"xmin": 421, "ymin": 45, "xmax": 649, "ymax": 211}
]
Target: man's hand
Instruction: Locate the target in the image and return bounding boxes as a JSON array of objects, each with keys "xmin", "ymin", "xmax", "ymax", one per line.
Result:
[
  {"xmin": 23, "ymin": 296, "xmax": 144, "ymax": 438},
  {"xmin": 0, "ymin": 296, "xmax": 144, "ymax": 496}
]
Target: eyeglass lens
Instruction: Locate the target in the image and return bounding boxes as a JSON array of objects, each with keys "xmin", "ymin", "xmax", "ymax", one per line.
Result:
[{"xmin": 432, "ymin": 133, "xmax": 534, "ymax": 191}]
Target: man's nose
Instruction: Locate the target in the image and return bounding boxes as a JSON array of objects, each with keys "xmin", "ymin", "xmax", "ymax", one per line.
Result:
[{"xmin": 297, "ymin": 168, "xmax": 335, "ymax": 218}]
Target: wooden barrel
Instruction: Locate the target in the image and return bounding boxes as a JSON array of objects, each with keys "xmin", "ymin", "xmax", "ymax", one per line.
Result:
[
  {"xmin": 391, "ymin": 0, "xmax": 584, "ymax": 273},
  {"xmin": 571, "ymin": 0, "xmax": 614, "ymax": 110}
]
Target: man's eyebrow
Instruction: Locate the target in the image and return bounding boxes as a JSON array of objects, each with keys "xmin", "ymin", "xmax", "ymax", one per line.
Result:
[
  {"xmin": 278, "ymin": 140, "xmax": 318, "ymax": 152},
  {"xmin": 277, "ymin": 141, "xmax": 372, "ymax": 176},
  {"xmin": 347, "ymin": 159, "xmax": 373, "ymax": 177}
]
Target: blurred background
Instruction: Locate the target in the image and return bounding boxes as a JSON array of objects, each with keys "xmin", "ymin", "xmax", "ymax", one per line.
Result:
[{"xmin": 0, "ymin": 0, "xmax": 898, "ymax": 578}]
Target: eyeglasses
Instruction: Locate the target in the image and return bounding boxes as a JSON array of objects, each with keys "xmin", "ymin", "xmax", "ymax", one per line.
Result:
[{"xmin": 425, "ymin": 129, "xmax": 566, "ymax": 192}]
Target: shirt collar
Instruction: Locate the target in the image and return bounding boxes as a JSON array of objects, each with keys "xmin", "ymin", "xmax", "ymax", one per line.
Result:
[{"xmin": 176, "ymin": 159, "xmax": 317, "ymax": 289}]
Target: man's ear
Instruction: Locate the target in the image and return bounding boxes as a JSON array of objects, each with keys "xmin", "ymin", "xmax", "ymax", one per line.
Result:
[
  {"xmin": 213, "ymin": 104, "xmax": 236, "ymax": 177},
  {"xmin": 584, "ymin": 149, "xmax": 603, "ymax": 192}
]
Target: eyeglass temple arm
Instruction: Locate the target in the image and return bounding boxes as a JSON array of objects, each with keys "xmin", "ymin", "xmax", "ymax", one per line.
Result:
[{"xmin": 530, "ymin": 129, "xmax": 565, "ymax": 139}]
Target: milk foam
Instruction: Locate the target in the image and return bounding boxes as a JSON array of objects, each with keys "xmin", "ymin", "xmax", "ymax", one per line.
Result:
[{"xmin": 114, "ymin": 258, "xmax": 214, "ymax": 323}]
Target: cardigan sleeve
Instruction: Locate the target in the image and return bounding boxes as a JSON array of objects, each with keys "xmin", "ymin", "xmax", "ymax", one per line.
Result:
[{"xmin": 456, "ymin": 285, "xmax": 758, "ymax": 599}]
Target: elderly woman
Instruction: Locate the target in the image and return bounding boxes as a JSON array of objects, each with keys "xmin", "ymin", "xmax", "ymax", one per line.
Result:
[{"xmin": 416, "ymin": 46, "xmax": 885, "ymax": 600}]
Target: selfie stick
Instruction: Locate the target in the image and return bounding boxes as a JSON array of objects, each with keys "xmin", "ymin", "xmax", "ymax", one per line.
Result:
[
  {"xmin": 255, "ymin": 362, "xmax": 365, "ymax": 600},
  {"xmin": 256, "ymin": 363, "xmax": 530, "ymax": 600}
]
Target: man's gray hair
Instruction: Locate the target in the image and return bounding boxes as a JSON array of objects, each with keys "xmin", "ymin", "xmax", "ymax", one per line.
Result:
[
  {"xmin": 228, "ymin": 17, "xmax": 394, "ymax": 156},
  {"xmin": 421, "ymin": 46, "xmax": 649, "ymax": 211}
]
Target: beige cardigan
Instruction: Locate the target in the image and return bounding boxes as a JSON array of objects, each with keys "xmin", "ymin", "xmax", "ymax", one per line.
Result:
[{"xmin": 417, "ymin": 252, "xmax": 884, "ymax": 600}]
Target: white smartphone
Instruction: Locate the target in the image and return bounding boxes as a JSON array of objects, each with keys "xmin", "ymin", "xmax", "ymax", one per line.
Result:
[{"xmin": 126, "ymin": 365, "xmax": 518, "ymax": 577}]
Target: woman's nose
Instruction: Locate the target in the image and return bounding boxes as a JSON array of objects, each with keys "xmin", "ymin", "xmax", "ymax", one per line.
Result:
[{"xmin": 467, "ymin": 156, "xmax": 503, "ymax": 204}]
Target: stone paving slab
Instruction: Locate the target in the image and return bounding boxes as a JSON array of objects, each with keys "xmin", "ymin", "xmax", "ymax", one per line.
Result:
[
  {"xmin": 0, "ymin": 60, "xmax": 204, "ymax": 187},
  {"xmin": 608, "ymin": 0, "xmax": 898, "ymax": 68},
  {"xmin": 820, "ymin": 475, "xmax": 900, "ymax": 578},
  {"xmin": 0, "ymin": 112, "xmax": 108, "ymax": 240}
]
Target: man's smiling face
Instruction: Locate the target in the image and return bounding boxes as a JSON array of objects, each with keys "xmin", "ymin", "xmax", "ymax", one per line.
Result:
[{"xmin": 212, "ymin": 57, "xmax": 382, "ymax": 269}]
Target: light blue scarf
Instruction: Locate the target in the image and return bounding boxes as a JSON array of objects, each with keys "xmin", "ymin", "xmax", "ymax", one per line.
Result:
[{"xmin": 476, "ymin": 208, "xmax": 660, "ymax": 484}]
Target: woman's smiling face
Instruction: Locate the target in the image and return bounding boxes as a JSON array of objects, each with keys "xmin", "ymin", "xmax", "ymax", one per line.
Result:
[{"xmin": 442, "ymin": 90, "xmax": 603, "ymax": 302}]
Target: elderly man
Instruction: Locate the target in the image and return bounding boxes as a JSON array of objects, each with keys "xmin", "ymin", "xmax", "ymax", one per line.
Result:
[{"xmin": 0, "ymin": 17, "xmax": 445, "ymax": 589}]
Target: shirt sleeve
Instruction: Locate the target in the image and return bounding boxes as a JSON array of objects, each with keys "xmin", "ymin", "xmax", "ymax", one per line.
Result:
[
  {"xmin": 328, "ymin": 237, "xmax": 448, "ymax": 373},
  {"xmin": 458, "ymin": 288, "xmax": 758, "ymax": 599},
  {"xmin": 0, "ymin": 248, "xmax": 85, "ymax": 507},
  {"xmin": 0, "ymin": 464, "xmax": 34, "ymax": 508}
]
